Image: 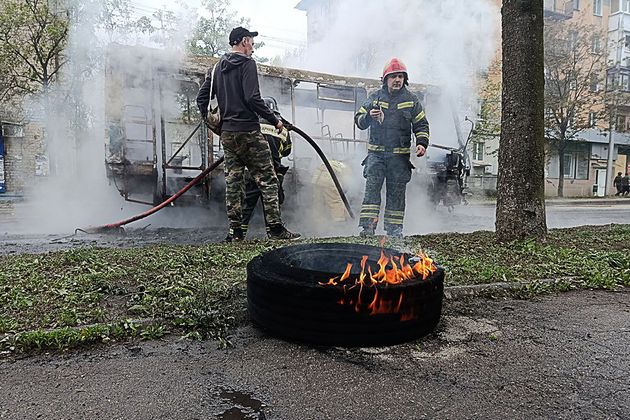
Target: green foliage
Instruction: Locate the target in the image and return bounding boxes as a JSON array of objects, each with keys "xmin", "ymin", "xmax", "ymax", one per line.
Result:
[
  {"xmin": 0, "ymin": 0, "xmax": 69, "ymax": 99},
  {"xmin": 0, "ymin": 225, "xmax": 628, "ymax": 355},
  {"xmin": 187, "ymin": 0, "xmax": 250, "ymax": 57}
]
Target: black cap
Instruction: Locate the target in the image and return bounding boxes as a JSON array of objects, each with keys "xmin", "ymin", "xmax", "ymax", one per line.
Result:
[{"xmin": 229, "ymin": 27, "xmax": 258, "ymax": 46}]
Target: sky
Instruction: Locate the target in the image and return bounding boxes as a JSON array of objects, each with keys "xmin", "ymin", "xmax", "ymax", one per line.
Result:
[{"xmin": 129, "ymin": 0, "xmax": 307, "ymax": 58}]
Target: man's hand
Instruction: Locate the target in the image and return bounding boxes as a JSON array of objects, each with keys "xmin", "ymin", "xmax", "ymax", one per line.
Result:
[
  {"xmin": 416, "ymin": 145, "xmax": 426, "ymax": 157},
  {"xmin": 275, "ymin": 120, "xmax": 284, "ymax": 134},
  {"xmin": 369, "ymin": 108, "xmax": 384, "ymax": 124}
]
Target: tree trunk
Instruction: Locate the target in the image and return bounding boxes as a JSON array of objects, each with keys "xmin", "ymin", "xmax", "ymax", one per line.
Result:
[
  {"xmin": 557, "ymin": 141, "xmax": 565, "ymax": 197},
  {"xmin": 495, "ymin": 0, "xmax": 547, "ymax": 242}
]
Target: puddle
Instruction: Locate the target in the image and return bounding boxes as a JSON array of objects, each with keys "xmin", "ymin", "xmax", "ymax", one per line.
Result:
[{"xmin": 216, "ymin": 388, "xmax": 267, "ymax": 420}]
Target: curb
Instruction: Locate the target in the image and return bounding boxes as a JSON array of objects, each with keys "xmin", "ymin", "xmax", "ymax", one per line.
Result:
[{"xmin": 467, "ymin": 199, "xmax": 630, "ymax": 207}]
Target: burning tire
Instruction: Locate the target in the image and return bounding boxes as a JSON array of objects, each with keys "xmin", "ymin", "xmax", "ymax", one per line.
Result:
[{"xmin": 247, "ymin": 243, "xmax": 444, "ymax": 347}]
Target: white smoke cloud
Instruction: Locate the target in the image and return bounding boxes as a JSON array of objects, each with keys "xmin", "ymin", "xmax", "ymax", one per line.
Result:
[
  {"xmin": 281, "ymin": 0, "xmax": 500, "ymax": 237},
  {"xmin": 6, "ymin": 0, "xmax": 500, "ymax": 239},
  {"xmin": 7, "ymin": 1, "xmax": 200, "ymax": 235}
]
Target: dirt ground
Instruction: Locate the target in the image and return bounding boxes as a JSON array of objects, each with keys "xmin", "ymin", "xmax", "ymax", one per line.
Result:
[{"xmin": 1, "ymin": 289, "xmax": 628, "ymax": 420}]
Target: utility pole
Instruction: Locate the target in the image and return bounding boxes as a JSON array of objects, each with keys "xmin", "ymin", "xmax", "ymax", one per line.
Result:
[{"xmin": 605, "ymin": 113, "xmax": 615, "ymax": 196}]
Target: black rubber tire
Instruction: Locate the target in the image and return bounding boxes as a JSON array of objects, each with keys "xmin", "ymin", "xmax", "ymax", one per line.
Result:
[{"xmin": 247, "ymin": 243, "xmax": 444, "ymax": 347}]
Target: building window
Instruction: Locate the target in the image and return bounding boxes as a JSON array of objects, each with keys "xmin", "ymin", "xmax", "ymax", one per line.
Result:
[
  {"xmin": 590, "ymin": 74, "xmax": 599, "ymax": 92},
  {"xmin": 611, "ymin": 0, "xmax": 630, "ymax": 12},
  {"xmin": 569, "ymin": 30, "xmax": 579, "ymax": 49},
  {"xmin": 545, "ymin": 0, "xmax": 557, "ymax": 11},
  {"xmin": 472, "ymin": 142, "xmax": 484, "ymax": 161},
  {"xmin": 621, "ymin": 73, "xmax": 630, "ymax": 90},
  {"xmin": 551, "ymin": 143, "xmax": 591, "ymax": 180},
  {"xmin": 1, "ymin": 123, "xmax": 23, "ymax": 137},
  {"xmin": 618, "ymin": 115, "xmax": 627, "ymax": 131},
  {"xmin": 576, "ymin": 151, "xmax": 589, "ymax": 179},
  {"xmin": 563, "ymin": 154, "xmax": 574, "ymax": 177},
  {"xmin": 607, "ymin": 72, "xmax": 617, "ymax": 90},
  {"xmin": 574, "ymin": 0, "xmax": 581, "ymax": 9},
  {"xmin": 594, "ymin": 0, "xmax": 603, "ymax": 15},
  {"xmin": 591, "ymin": 35, "xmax": 601, "ymax": 53},
  {"xmin": 589, "ymin": 112, "xmax": 597, "ymax": 127}
]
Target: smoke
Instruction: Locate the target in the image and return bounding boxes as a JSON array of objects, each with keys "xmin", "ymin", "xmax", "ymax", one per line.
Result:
[
  {"xmin": 279, "ymin": 0, "xmax": 500, "ymax": 237},
  {"xmin": 7, "ymin": 1, "xmax": 203, "ymax": 234},
  {"xmin": 7, "ymin": 0, "xmax": 499, "ymax": 239},
  {"xmin": 290, "ymin": 0, "xmax": 498, "ymax": 91}
]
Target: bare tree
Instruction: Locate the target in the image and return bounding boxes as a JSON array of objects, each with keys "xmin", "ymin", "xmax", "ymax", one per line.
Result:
[
  {"xmin": 544, "ymin": 22, "xmax": 607, "ymax": 197},
  {"xmin": 495, "ymin": 0, "xmax": 547, "ymax": 242}
]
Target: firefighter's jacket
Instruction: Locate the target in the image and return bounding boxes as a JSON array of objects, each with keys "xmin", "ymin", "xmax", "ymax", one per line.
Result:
[
  {"xmin": 260, "ymin": 118, "xmax": 292, "ymax": 173},
  {"xmin": 354, "ymin": 86, "xmax": 429, "ymax": 153}
]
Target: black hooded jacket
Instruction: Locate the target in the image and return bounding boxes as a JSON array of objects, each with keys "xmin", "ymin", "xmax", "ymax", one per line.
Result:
[{"xmin": 196, "ymin": 52, "xmax": 279, "ymax": 132}]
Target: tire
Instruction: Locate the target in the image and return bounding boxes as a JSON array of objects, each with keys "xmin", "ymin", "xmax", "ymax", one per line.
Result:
[{"xmin": 247, "ymin": 243, "xmax": 444, "ymax": 347}]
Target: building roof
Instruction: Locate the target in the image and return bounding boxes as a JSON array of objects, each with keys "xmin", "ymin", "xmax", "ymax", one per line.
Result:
[
  {"xmin": 182, "ymin": 54, "xmax": 430, "ymax": 93},
  {"xmin": 106, "ymin": 43, "xmax": 431, "ymax": 94}
]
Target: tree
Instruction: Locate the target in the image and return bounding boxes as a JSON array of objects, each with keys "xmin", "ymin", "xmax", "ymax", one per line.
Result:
[
  {"xmin": 99, "ymin": 0, "xmax": 174, "ymax": 43},
  {"xmin": 544, "ymin": 22, "xmax": 607, "ymax": 197},
  {"xmin": 187, "ymin": 0, "xmax": 249, "ymax": 57},
  {"xmin": 495, "ymin": 0, "xmax": 547, "ymax": 242},
  {"xmin": 0, "ymin": 0, "xmax": 69, "ymax": 100}
]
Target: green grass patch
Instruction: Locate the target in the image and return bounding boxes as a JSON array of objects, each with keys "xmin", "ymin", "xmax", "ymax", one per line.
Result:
[{"xmin": 0, "ymin": 224, "xmax": 629, "ymax": 355}]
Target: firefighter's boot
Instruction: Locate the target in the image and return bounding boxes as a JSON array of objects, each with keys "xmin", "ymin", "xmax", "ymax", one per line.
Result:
[
  {"xmin": 359, "ymin": 226, "xmax": 375, "ymax": 237},
  {"xmin": 386, "ymin": 226, "xmax": 403, "ymax": 238}
]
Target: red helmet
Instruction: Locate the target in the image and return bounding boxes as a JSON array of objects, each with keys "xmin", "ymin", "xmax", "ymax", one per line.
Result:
[{"xmin": 382, "ymin": 58, "xmax": 408, "ymax": 79}]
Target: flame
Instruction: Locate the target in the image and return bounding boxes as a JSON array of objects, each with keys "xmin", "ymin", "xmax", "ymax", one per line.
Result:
[{"xmin": 320, "ymin": 250, "xmax": 437, "ymax": 320}]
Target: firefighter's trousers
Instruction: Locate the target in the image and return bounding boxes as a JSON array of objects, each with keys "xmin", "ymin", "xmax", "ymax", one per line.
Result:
[{"xmin": 359, "ymin": 151, "xmax": 413, "ymax": 234}]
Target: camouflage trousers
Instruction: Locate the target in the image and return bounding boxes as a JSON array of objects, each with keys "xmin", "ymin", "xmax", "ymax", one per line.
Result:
[{"xmin": 221, "ymin": 130, "xmax": 281, "ymax": 229}]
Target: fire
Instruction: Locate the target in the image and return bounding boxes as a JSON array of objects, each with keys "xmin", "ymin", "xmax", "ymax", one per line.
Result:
[
  {"xmin": 321, "ymin": 250, "xmax": 436, "ymax": 287},
  {"xmin": 320, "ymin": 250, "xmax": 437, "ymax": 319}
]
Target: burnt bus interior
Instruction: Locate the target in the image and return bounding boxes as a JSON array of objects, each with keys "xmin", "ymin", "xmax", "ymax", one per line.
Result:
[{"xmin": 105, "ymin": 45, "xmax": 462, "ymax": 210}]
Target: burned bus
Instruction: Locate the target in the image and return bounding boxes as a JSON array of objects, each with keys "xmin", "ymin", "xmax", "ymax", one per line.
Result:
[{"xmin": 104, "ymin": 44, "xmax": 470, "ymax": 213}]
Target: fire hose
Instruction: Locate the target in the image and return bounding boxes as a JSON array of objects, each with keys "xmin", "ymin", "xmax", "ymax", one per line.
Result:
[{"xmin": 80, "ymin": 120, "xmax": 354, "ymax": 234}]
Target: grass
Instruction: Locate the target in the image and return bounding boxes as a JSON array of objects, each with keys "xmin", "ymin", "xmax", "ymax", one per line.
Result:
[{"xmin": 1, "ymin": 224, "xmax": 629, "ymax": 355}]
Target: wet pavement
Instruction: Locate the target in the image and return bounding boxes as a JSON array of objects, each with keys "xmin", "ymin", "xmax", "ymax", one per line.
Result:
[
  {"xmin": 1, "ymin": 289, "xmax": 628, "ymax": 419},
  {"xmin": 2, "ymin": 202, "xmax": 630, "ymax": 256}
]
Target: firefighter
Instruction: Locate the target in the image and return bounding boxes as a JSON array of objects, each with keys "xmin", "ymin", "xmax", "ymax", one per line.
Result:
[
  {"xmin": 311, "ymin": 159, "xmax": 353, "ymax": 224},
  {"xmin": 354, "ymin": 58, "xmax": 430, "ymax": 238},
  {"xmin": 241, "ymin": 96, "xmax": 292, "ymax": 237}
]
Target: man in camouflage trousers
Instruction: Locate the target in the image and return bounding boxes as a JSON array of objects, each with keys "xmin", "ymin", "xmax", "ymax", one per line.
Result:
[
  {"xmin": 354, "ymin": 58, "xmax": 429, "ymax": 238},
  {"xmin": 240, "ymin": 96, "xmax": 293, "ymax": 238},
  {"xmin": 196, "ymin": 27, "xmax": 300, "ymax": 241}
]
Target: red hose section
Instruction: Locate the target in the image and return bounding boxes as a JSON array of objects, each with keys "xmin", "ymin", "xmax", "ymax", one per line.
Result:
[{"xmin": 99, "ymin": 156, "xmax": 224, "ymax": 230}]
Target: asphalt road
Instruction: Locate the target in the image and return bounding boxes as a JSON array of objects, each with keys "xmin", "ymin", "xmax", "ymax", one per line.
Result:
[
  {"xmin": 0, "ymin": 289, "xmax": 628, "ymax": 419},
  {"xmin": 2, "ymin": 202, "xmax": 630, "ymax": 256}
]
